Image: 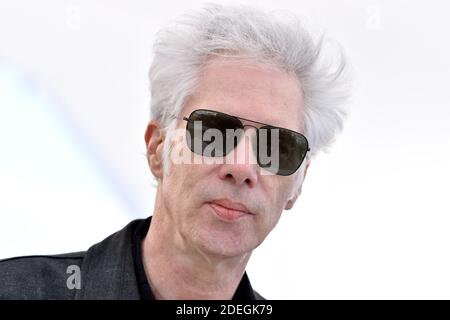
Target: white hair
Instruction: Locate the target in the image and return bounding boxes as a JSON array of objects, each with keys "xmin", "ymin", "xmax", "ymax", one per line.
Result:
[{"xmin": 148, "ymin": 3, "xmax": 352, "ymax": 182}]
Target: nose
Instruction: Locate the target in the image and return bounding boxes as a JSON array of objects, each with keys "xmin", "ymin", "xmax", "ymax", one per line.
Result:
[{"xmin": 218, "ymin": 128, "xmax": 259, "ymax": 187}]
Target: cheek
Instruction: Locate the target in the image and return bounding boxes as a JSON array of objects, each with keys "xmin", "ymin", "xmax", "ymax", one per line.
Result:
[
  {"xmin": 267, "ymin": 176, "xmax": 297, "ymax": 208},
  {"xmin": 260, "ymin": 178, "xmax": 298, "ymax": 224},
  {"xmin": 162, "ymin": 164, "xmax": 191, "ymax": 200},
  {"xmin": 161, "ymin": 162, "xmax": 213, "ymax": 212}
]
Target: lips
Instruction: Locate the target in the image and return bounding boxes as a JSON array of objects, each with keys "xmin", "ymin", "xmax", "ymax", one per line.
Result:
[{"xmin": 208, "ymin": 199, "xmax": 253, "ymax": 222}]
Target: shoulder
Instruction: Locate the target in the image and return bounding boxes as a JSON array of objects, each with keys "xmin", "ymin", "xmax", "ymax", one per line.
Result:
[
  {"xmin": 0, "ymin": 252, "xmax": 85, "ymax": 299},
  {"xmin": 0, "ymin": 218, "xmax": 146, "ymax": 300}
]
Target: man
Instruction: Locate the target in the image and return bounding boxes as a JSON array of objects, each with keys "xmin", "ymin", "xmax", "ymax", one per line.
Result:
[{"xmin": 0, "ymin": 4, "xmax": 350, "ymax": 299}]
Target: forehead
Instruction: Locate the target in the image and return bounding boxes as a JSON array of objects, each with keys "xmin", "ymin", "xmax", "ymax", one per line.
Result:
[{"xmin": 183, "ymin": 57, "xmax": 305, "ymax": 132}]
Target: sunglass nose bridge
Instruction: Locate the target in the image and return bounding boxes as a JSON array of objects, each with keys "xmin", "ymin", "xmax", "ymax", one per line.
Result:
[{"xmin": 241, "ymin": 123, "xmax": 260, "ymax": 131}]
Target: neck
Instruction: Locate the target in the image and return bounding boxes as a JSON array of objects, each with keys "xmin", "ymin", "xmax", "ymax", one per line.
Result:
[{"xmin": 141, "ymin": 194, "xmax": 252, "ymax": 299}]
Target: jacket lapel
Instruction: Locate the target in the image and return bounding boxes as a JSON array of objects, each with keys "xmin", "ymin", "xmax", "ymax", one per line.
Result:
[{"xmin": 74, "ymin": 219, "xmax": 143, "ymax": 300}]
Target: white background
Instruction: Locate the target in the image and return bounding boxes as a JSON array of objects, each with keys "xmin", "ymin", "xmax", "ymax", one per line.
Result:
[{"xmin": 0, "ymin": 0, "xmax": 449, "ymax": 299}]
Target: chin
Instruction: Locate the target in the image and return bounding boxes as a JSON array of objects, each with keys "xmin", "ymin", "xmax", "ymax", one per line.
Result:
[
  {"xmin": 193, "ymin": 227, "xmax": 257, "ymax": 258},
  {"xmin": 180, "ymin": 205, "xmax": 264, "ymax": 258}
]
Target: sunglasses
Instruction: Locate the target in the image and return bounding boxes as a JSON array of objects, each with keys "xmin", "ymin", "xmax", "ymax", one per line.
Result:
[{"xmin": 181, "ymin": 109, "xmax": 309, "ymax": 176}]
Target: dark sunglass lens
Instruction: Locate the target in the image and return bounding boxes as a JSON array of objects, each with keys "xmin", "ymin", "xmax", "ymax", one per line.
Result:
[
  {"xmin": 278, "ymin": 129, "xmax": 308, "ymax": 175},
  {"xmin": 186, "ymin": 110, "xmax": 243, "ymax": 157},
  {"xmin": 257, "ymin": 126, "xmax": 308, "ymax": 176}
]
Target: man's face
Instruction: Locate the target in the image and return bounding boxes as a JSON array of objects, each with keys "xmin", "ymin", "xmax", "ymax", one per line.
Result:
[{"xmin": 155, "ymin": 58, "xmax": 306, "ymax": 258}]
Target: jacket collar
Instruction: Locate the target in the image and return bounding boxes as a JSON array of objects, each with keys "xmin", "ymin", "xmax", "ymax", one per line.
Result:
[
  {"xmin": 74, "ymin": 217, "xmax": 264, "ymax": 300},
  {"xmin": 75, "ymin": 219, "xmax": 142, "ymax": 300}
]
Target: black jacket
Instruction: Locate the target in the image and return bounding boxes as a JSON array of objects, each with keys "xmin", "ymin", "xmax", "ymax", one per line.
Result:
[{"xmin": 0, "ymin": 218, "xmax": 264, "ymax": 300}]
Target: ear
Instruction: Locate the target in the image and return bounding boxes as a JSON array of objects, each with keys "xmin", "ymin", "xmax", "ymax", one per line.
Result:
[
  {"xmin": 145, "ymin": 120, "xmax": 165, "ymax": 181},
  {"xmin": 284, "ymin": 161, "xmax": 311, "ymax": 210}
]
